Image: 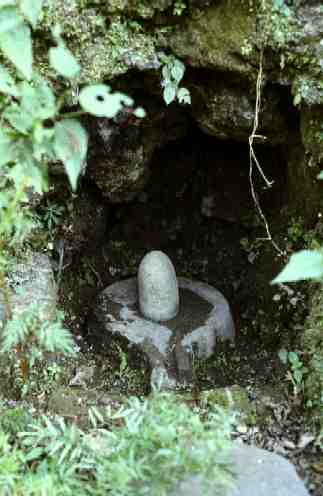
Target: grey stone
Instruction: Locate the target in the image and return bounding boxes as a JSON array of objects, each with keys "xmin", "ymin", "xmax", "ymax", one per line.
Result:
[
  {"xmin": 174, "ymin": 443, "xmax": 309, "ymax": 496},
  {"xmin": 138, "ymin": 251, "xmax": 179, "ymax": 322},
  {"xmin": 190, "ymin": 79, "xmax": 290, "ymax": 145},
  {"xmin": 178, "ymin": 277, "xmax": 235, "ymax": 358},
  {"xmin": 88, "ymin": 260, "xmax": 235, "ymax": 389},
  {"xmin": 151, "ymin": 366, "xmax": 177, "ymax": 391},
  {"xmin": 0, "ymin": 253, "xmax": 57, "ymax": 329}
]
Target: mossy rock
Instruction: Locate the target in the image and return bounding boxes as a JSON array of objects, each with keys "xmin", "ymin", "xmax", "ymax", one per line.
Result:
[
  {"xmin": 302, "ymin": 285, "xmax": 323, "ymax": 428},
  {"xmin": 199, "ymin": 385, "xmax": 257, "ymax": 426},
  {"xmin": 176, "ymin": 386, "xmax": 258, "ymax": 426},
  {"xmin": 40, "ymin": 1, "xmax": 159, "ymax": 83},
  {"xmin": 47, "ymin": 386, "xmax": 126, "ymax": 428},
  {"xmin": 169, "ymin": 0, "xmax": 257, "ymax": 76}
]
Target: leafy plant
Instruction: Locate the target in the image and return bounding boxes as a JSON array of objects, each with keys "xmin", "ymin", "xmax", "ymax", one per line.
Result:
[
  {"xmin": 0, "ymin": 1, "xmax": 144, "ymax": 386},
  {"xmin": 272, "ymin": 250, "xmax": 323, "ymax": 284},
  {"xmin": 160, "ymin": 55, "xmax": 191, "ymax": 106},
  {"xmin": 0, "ymin": 1, "xmax": 144, "ymax": 245},
  {"xmin": 1, "ymin": 307, "xmax": 75, "ymax": 394},
  {"xmin": 5, "ymin": 393, "xmax": 235, "ymax": 495},
  {"xmin": 173, "ymin": 0, "xmax": 186, "ymax": 16},
  {"xmin": 37, "ymin": 200, "xmax": 65, "ymax": 232},
  {"xmin": 0, "ymin": 407, "xmax": 32, "ymax": 442},
  {"xmin": 278, "ymin": 349, "xmax": 308, "ymax": 397}
]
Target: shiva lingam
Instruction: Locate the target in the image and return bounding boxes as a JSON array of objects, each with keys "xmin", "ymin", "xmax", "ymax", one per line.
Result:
[{"xmin": 88, "ymin": 250, "xmax": 235, "ymax": 389}]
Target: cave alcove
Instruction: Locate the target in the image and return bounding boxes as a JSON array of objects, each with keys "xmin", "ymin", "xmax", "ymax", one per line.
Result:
[{"xmin": 53, "ymin": 118, "xmax": 304, "ymax": 391}]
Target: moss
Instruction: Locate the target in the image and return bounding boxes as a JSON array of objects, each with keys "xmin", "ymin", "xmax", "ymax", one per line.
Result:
[
  {"xmin": 302, "ymin": 285, "xmax": 323, "ymax": 428},
  {"xmin": 300, "ymin": 107, "xmax": 323, "ymax": 158},
  {"xmin": 200, "ymin": 385, "xmax": 258, "ymax": 425},
  {"xmin": 102, "ymin": 0, "xmax": 173, "ymax": 18},
  {"xmin": 169, "ymin": 0, "xmax": 257, "ymax": 77},
  {"xmin": 257, "ymin": 1, "xmax": 323, "ymax": 106},
  {"xmin": 258, "ymin": 0, "xmax": 297, "ymax": 49},
  {"xmin": 40, "ymin": 1, "xmax": 159, "ymax": 83}
]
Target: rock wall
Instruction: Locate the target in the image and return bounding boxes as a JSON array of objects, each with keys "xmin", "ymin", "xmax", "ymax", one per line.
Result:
[
  {"xmin": 38, "ymin": 0, "xmax": 323, "ymax": 425},
  {"xmin": 40, "ymin": 0, "xmax": 323, "ymax": 224}
]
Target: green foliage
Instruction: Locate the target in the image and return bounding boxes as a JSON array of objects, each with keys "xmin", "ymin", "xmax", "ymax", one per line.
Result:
[
  {"xmin": 286, "ymin": 217, "xmax": 305, "ymax": 246},
  {"xmin": 160, "ymin": 55, "xmax": 191, "ymax": 106},
  {"xmin": 98, "ymin": 394, "xmax": 234, "ymax": 495},
  {"xmin": 1, "ymin": 307, "xmax": 75, "ymax": 357},
  {"xmin": 0, "ymin": 20, "xmax": 32, "ymax": 79},
  {"xmin": 0, "ymin": 1, "xmax": 144, "ymax": 198},
  {"xmin": 37, "ymin": 200, "xmax": 65, "ymax": 233},
  {"xmin": 79, "ymin": 84, "xmax": 134, "ymax": 118},
  {"xmin": 0, "ymin": 394, "xmax": 234, "ymax": 495},
  {"xmin": 278, "ymin": 349, "xmax": 308, "ymax": 396},
  {"xmin": 173, "ymin": 0, "xmax": 186, "ymax": 16},
  {"xmin": 1, "ymin": 307, "xmax": 76, "ymax": 395},
  {"xmin": 258, "ymin": 0, "xmax": 295, "ymax": 50},
  {"xmin": 0, "ymin": 407, "xmax": 32, "ymax": 442},
  {"xmin": 292, "ymin": 77, "xmax": 323, "ymax": 107},
  {"xmin": 49, "ymin": 44, "xmax": 80, "ymax": 78},
  {"xmin": 272, "ymin": 250, "xmax": 323, "ymax": 284},
  {"xmin": 20, "ymin": 0, "xmax": 43, "ymax": 29},
  {"xmin": 53, "ymin": 119, "xmax": 87, "ymax": 191},
  {"xmin": 0, "ymin": 1, "xmax": 145, "ymax": 390},
  {"xmin": 0, "ymin": 64, "xmax": 18, "ymax": 95}
]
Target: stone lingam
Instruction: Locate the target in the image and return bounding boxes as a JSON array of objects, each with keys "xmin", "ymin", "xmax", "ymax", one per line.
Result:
[{"xmin": 88, "ymin": 251, "xmax": 235, "ymax": 390}]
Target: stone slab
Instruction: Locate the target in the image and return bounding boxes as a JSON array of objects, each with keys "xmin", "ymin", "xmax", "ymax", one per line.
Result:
[{"xmin": 174, "ymin": 443, "xmax": 309, "ymax": 496}]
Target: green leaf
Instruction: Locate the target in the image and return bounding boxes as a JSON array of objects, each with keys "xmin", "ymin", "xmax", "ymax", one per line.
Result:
[
  {"xmin": 317, "ymin": 171, "xmax": 323, "ymax": 180},
  {"xmin": 19, "ymin": 76, "xmax": 56, "ymax": 120},
  {"xmin": 171, "ymin": 60, "xmax": 185, "ymax": 83},
  {"xmin": 54, "ymin": 119, "xmax": 87, "ymax": 191},
  {"xmin": 32, "ymin": 121, "xmax": 54, "ymax": 145},
  {"xmin": 8, "ymin": 159, "xmax": 46, "ymax": 194},
  {"xmin": 0, "ymin": 1, "xmax": 16, "ymax": 6},
  {"xmin": 0, "ymin": 64, "xmax": 19, "ymax": 96},
  {"xmin": 271, "ymin": 250, "xmax": 323, "ymax": 284},
  {"xmin": 177, "ymin": 87, "xmax": 191, "ymax": 105},
  {"xmin": 0, "ymin": 23, "xmax": 32, "ymax": 79},
  {"xmin": 20, "ymin": 0, "xmax": 43, "ymax": 29},
  {"xmin": 163, "ymin": 84, "xmax": 176, "ymax": 105},
  {"xmin": 162, "ymin": 64, "xmax": 171, "ymax": 83},
  {"xmin": 0, "ymin": 128, "xmax": 15, "ymax": 165},
  {"xmin": 133, "ymin": 106, "xmax": 146, "ymax": 118},
  {"xmin": 79, "ymin": 84, "xmax": 133, "ymax": 118},
  {"xmin": 4, "ymin": 102, "xmax": 33, "ymax": 133},
  {"xmin": 0, "ymin": 7, "xmax": 23, "ymax": 34},
  {"xmin": 24, "ymin": 447, "xmax": 44, "ymax": 461},
  {"xmin": 51, "ymin": 24, "xmax": 63, "ymax": 41},
  {"xmin": 288, "ymin": 352, "xmax": 299, "ymax": 364},
  {"xmin": 293, "ymin": 370, "xmax": 303, "ymax": 384},
  {"xmin": 293, "ymin": 93, "xmax": 301, "ymax": 106},
  {"xmin": 49, "ymin": 44, "xmax": 80, "ymax": 78}
]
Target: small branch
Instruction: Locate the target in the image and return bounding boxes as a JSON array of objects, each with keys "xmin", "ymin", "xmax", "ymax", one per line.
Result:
[{"xmin": 57, "ymin": 110, "xmax": 88, "ymax": 120}]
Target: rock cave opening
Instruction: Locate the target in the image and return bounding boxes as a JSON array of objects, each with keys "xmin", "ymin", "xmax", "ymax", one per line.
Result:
[
  {"xmin": 59, "ymin": 121, "xmax": 298, "ymax": 392},
  {"xmin": 99, "ymin": 126, "xmax": 289, "ymax": 318}
]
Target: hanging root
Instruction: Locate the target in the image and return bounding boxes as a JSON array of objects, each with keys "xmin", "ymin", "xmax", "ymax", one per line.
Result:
[{"xmin": 248, "ymin": 49, "xmax": 284, "ymax": 256}]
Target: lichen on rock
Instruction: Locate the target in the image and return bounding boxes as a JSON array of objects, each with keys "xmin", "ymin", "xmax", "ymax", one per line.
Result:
[{"xmin": 41, "ymin": 0, "xmax": 160, "ymax": 83}]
